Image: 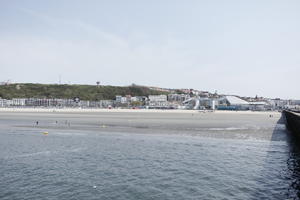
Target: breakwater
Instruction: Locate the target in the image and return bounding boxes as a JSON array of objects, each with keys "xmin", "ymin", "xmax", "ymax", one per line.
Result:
[{"xmin": 283, "ymin": 110, "xmax": 300, "ymax": 137}]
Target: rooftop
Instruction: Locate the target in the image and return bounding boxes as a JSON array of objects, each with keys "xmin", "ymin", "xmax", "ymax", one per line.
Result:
[{"xmin": 226, "ymin": 96, "xmax": 249, "ymax": 105}]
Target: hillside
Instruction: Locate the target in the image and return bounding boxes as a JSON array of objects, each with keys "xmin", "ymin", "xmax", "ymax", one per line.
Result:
[{"xmin": 0, "ymin": 83, "xmax": 169, "ymax": 101}]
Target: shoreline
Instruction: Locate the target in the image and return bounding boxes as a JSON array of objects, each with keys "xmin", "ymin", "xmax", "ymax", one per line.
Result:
[
  {"xmin": 0, "ymin": 107, "xmax": 284, "ymax": 141},
  {"xmin": 0, "ymin": 107, "xmax": 280, "ymax": 114}
]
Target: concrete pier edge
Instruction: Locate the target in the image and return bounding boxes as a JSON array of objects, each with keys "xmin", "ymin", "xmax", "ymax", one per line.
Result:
[{"xmin": 283, "ymin": 110, "xmax": 300, "ymax": 137}]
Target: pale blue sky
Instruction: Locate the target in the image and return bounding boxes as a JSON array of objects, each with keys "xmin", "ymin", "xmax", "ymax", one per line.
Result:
[{"xmin": 0, "ymin": 0, "xmax": 300, "ymax": 99}]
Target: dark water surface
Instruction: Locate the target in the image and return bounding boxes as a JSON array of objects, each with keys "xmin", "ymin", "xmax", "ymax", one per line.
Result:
[{"xmin": 0, "ymin": 113, "xmax": 300, "ymax": 199}]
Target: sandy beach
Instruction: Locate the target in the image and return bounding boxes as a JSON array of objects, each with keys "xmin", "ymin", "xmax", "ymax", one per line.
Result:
[{"xmin": 0, "ymin": 108, "xmax": 284, "ymax": 141}]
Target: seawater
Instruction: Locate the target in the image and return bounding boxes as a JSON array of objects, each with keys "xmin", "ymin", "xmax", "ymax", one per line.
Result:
[{"xmin": 0, "ymin": 128, "xmax": 299, "ymax": 200}]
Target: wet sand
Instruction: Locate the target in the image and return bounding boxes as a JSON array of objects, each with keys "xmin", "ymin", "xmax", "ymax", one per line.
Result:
[{"xmin": 0, "ymin": 109, "xmax": 285, "ymax": 141}]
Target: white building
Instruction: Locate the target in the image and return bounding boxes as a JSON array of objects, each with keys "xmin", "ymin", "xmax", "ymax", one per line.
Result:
[
  {"xmin": 149, "ymin": 95, "xmax": 167, "ymax": 102},
  {"xmin": 148, "ymin": 95, "xmax": 169, "ymax": 108},
  {"xmin": 12, "ymin": 98, "xmax": 26, "ymax": 106},
  {"xmin": 168, "ymin": 94, "xmax": 190, "ymax": 102},
  {"xmin": 0, "ymin": 98, "xmax": 8, "ymax": 107},
  {"xmin": 218, "ymin": 96, "xmax": 250, "ymax": 110},
  {"xmin": 116, "ymin": 95, "xmax": 133, "ymax": 104},
  {"xmin": 183, "ymin": 97, "xmax": 217, "ymax": 110},
  {"xmin": 248, "ymin": 101, "xmax": 268, "ymax": 111},
  {"xmin": 267, "ymin": 98, "xmax": 289, "ymax": 110},
  {"xmin": 115, "ymin": 96, "xmax": 122, "ymax": 103},
  {"xmin": 131, "ymin": 96, "xmax": 147, "ymax": 102}
]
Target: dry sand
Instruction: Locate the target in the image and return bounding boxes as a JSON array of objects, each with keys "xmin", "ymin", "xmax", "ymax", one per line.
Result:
[{"xmin": 0, "ymin": 108, "xmax": 286, "ymax": 141}]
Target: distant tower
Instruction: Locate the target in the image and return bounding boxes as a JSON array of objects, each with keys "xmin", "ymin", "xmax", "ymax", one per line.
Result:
[
  {"xmin": 59, "ymin": 75, "xmax": 61, "ymax": 84},
  {"xmin": 96, "ymin": 81, "xmax": 100, "ymax": 87}
]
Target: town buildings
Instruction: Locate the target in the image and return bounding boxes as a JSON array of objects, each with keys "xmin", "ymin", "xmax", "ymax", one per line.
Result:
[{"xmin": 0, "ymin": 94, "xmax": 297, "ymax": 111}]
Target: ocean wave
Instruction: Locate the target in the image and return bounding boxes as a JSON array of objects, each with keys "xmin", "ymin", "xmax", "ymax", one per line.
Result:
[{"xmin": 206, "ymin": 127, "xmax": 250, "ymax": 131}]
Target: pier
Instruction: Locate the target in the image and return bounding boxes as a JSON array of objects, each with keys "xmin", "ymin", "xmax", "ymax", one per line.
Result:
[{"xmin": 283, "ymin": 110, "xmax": 300, "ymax": 137}]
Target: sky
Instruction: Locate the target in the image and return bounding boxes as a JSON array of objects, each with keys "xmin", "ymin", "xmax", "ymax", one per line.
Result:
[{"xmin": 0, "ymin": 0, "xmax": 300, "ymax": 99}]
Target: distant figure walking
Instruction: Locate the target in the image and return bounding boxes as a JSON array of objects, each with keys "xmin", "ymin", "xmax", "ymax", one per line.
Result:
[{"xmin": 36, "ymin": 121, "xmax": 39, "ymax": 126}]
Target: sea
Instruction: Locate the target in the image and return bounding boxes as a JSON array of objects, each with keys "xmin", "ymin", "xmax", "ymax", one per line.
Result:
[{"xmin": 0, "ymin": 126, "xmax": 300, "ymax": 199}]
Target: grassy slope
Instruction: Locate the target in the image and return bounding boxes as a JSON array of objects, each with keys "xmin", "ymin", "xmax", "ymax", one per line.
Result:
[{"xmin": 0, "ymin": 83, "xmax": 168, "ymax": 101}]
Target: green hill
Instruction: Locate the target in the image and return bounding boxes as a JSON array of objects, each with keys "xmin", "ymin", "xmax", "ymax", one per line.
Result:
[{"xmin": 0, "ymin": 83, "xmax": 168, "ymax": 101}]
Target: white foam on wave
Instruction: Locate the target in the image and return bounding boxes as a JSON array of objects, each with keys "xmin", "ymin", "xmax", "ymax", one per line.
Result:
[
  {"xmin": 5, "ymin": 147, "xmax": 85, "ymax": 160},
  {"xmin": 207, "ymin": 127, "xmax": 250, "ymax": 131},
  {"xmin": 66, "ymin": 147, "xmax": 85, "ymax": 152},
  {"xmin": 51, "ymin": 132, "xmax": 86, "ymax": 136},
  {"xmin": 13, "ymin": 150, "xmax": 53, "ymax": 158}
]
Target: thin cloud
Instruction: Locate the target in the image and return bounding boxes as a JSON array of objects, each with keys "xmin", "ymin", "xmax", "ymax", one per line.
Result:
[{"xmin": 18, "ymin": 7, "xmax": 128, "ymax": 47}]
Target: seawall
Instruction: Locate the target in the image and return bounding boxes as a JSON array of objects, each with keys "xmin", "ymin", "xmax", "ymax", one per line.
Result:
[{"xmin": 283, "ymin": 110, "xmax": 300, "ymax": 137}]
